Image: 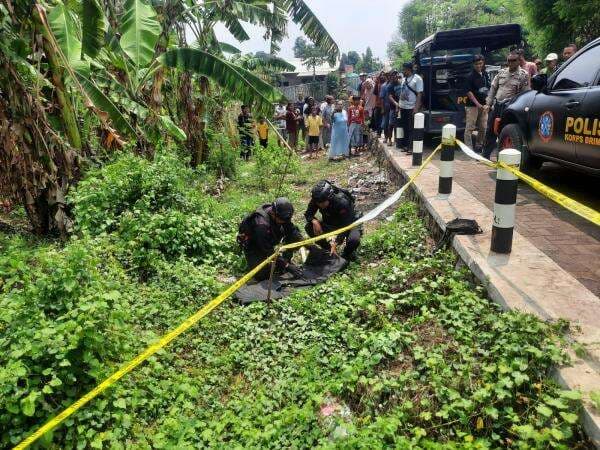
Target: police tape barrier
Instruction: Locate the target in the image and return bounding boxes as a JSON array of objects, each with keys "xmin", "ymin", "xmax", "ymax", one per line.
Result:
[
  {"xmin": 456, "ymin": 140, "xmax": 600, "ymax": 227},
  {"xmin": 14, "ymin": 145, "xmax": 441, "ymax": 449},
  {"xmin": 281, "ymin": 146, "xmax": 442, "ymax": 251},
  {"xmin": 12, "ymin": 253, "xmax": 277, "ymax": 450}
]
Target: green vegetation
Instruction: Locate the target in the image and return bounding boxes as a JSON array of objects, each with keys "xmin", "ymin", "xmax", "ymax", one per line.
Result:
[
  {"xmin": 387, "ymin": 0, "xmax": 598, "ymax": 63},
  {"xmin": 0, "ymin": 0, "xmax": 339, "ymax": 235},
  {"xmin": 0, "ymin": 149, "xmax": 589, "ymax": 448},
  {"xmin": 0, "ymin": 1, "xmax": 594, "ymax": 447}
]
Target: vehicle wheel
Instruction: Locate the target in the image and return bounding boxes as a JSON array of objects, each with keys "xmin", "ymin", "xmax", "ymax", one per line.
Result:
[{"xmin": 498, "ymin": 123, "xmax": 543, "ymax": 171}]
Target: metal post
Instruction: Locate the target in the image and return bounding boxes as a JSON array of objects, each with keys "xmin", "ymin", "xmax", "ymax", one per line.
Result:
[
  {"xmin": 412, "ymin": 112, "xmax": 424, "ymax": 166},
  {"xmin": 491, "ymin": 149, "xmax": 521, "ymax": 254},
  {"xmin": 265, "ymin": 258, "xmax": 277, "ymax": 304},
  {"xmin": 438, "ymin": 124, "xmax": 456, "ymax": 195}
]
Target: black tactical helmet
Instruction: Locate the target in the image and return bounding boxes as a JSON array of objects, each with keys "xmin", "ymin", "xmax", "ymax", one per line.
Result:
[
  {"xmin": 272, "ymin": 197, "xmax": 294, "ymax": 221},
  {"xmin": 311, "ymin": 180, "xmax": 334, "ymax": 202}
]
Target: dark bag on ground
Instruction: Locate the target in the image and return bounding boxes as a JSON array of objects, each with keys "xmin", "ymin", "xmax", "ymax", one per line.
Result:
[
  {"xmin": 234, "ymin": 246, "xmax": 348, "ymax": 305},
  {"xmin": 433, "ymin": 218, "xmax": 483, "ymax": 253}
]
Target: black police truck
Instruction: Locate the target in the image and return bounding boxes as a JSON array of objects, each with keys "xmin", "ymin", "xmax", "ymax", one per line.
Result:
[
  {"xmin": 496, "ymin": 37, "xmax": 600, "ymax": 174},
  {"xmin": 414, "ymin": 24, "xmax": 523, "ymax": 135}
]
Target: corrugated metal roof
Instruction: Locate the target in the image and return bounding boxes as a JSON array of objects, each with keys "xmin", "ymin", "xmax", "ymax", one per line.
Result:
[{"xmin": 279, "ymin": 57, "xmax": 338, "ymax": 77}]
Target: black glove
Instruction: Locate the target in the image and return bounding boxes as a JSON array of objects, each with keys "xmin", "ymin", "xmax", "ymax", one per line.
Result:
[{"xmin": 286, "ymin": 263, "xmax": 304, "ymax": 279}]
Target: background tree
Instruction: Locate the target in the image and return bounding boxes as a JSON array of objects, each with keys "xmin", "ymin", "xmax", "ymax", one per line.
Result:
[
  {"xmin": 326, "ymin": 72, "xmax": 340, "ymax": 96},
  {"xmin": 346, "ymin": 50, "xmax": 361, "ymax": 68},
  {"xmin": 357, "ymin": 47, "xmax": 383, "ymax": 73},
  {"xmin": 293, "ymin": 36, "xmax": 308, "ymax": 58},
  {"xmin": 0, "ymin": 0, "xmax": 339, "ymax": 234},
  {"xmin": 299, "ymin": 43, "xmax": 330, "ymax": 81},
  {"xmin": 387, "ymin": 0, "xmax": 523, "ymax": 65},
  {"xmin": 522, "ymin": 0, "xmax": 600, "ymax": 56}
]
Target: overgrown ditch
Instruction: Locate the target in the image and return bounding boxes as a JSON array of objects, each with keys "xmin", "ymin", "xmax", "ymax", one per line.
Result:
[{"xmin": 0, "ymin": 146, "xmax": 592, "ymax": 449}]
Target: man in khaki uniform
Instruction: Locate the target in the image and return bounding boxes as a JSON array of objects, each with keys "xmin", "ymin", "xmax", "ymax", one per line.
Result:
[{"xmin": 482, "ymin": 52, "xmax": 530, "ymax": 158}]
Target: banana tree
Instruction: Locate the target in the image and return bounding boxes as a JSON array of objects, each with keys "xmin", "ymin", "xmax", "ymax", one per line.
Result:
[
  {"xmin": 0, "ymin": 0, "xmax": 80, "ymax": 234},
  {"xmin": 0, "ymin": 0, "xmax": 338, "ymax": 233}
]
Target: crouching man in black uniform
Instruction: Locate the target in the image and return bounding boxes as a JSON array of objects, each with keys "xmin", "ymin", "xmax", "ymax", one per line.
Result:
[
  {"xmin": 304, "ymin": 180, "xmax": 361, "ymax": 261},
  {"xmin": 238, "ymin": 197, "xmax": 304, "ymax": 281}
]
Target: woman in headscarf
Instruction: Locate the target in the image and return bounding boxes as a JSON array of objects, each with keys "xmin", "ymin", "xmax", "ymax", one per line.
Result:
[{"xmin": 329, "ymin": 101, "xmax": 350, "ymax": 161}]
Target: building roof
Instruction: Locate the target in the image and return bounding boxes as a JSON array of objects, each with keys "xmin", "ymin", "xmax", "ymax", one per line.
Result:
[{"xmin": 279, "ymin": 57, "xmax": 338, "ymax": 77}]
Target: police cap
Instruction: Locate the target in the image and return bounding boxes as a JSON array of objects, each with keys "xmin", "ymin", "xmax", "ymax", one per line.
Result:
[{"xmin": 311, "ymin": 180, "xmax": 334, "ymax": 202}]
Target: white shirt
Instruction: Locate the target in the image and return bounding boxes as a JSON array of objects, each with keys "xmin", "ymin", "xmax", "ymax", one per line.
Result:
[
  {"xmin": 399, "ymin": 74, "xmax": 424, "ymax": 109},
  {"xmin": 274, "ymin": 105, "xmax": 286, "ymax": 128}
]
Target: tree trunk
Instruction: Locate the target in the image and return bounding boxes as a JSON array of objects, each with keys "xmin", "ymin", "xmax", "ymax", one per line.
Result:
[
  {"xmin": 0, "ymin": 57, "xmax": 77, "ymax": 236},
  {"xmin": 179, "ymin": 73, "xmax": 209, "ymax": 168},
  {"xmin": 196, "ymin": 76, "xmax": 209, "ymax": 165}
]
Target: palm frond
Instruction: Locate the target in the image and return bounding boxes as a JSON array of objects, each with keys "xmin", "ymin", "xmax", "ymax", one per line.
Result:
[
  {"xmin": 159, "ymin": 48, "xmax": 284, "ymax": 115},
  {"xmin": 219, "ymin": 42, "xmax": 242, "ymax": 54},
  {"xmin": 47, "ymin": 2, "xmax": 82, "ymax": 65},
  {"xmin": 74, "ymin": 68, "xmax": 137, "ymax": 137},
  {"xmin": 280, "ymin": 0, "xmax": 339, "ymax": 58},
  {"xmin": 81, "ymin": 0, "xmax": 106, "ymax": 58}
]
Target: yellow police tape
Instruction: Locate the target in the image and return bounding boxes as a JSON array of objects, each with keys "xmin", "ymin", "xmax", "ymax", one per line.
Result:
[
  {"xmin": 14, "ymin": 145, "xmax": 441, "ymax": 449},
  {"xmin": 13, "ymin": 254, "xmax": 277, "ymax": 450},
  {"xmin": 497, "ymin": 162, "xmax": 600, "ymax": 226},
  {"xmin": 455, "ymin": 140, "xmax": 600, "ymax": 227}
]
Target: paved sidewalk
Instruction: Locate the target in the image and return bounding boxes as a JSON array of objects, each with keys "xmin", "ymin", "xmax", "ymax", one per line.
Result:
[
  {"xmin": 431, "ymin": 150, "xmax": 600, "ymax": 296},
  {"xmin": 383, "ymin": 143, "xmax": 600, "ymax": 446}
]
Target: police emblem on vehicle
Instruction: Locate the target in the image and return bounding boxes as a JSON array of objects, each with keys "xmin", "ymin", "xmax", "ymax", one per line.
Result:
[{"xmin": 538, "ymin": 111, "xmax": 554, "ymax": 143}]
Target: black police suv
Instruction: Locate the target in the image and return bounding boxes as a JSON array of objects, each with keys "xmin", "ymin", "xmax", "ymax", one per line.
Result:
[{"xmin": 497, "ymin": 37, "xmax": 600, "ymax": 174}]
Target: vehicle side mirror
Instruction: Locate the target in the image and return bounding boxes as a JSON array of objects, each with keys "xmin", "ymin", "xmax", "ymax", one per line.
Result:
[{"xmin": 531, "ymin": 73, "xmax": 547, "ymax": 92}]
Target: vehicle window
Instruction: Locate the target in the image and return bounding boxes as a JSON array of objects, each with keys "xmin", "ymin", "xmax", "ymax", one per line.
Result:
[{"xmin": 553, "ymin": 45, "xmax": 600, "ymax": 90}]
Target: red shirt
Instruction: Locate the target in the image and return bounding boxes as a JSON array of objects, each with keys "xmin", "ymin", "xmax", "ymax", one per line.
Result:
[{"xmin": 348, "ymin": 105, "xmax": 365, "ymax": 125}]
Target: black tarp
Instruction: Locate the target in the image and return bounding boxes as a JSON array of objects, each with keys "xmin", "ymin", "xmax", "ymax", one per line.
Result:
[{"xmin": 235, "ymin": 247, "xmax": 348, "ymax": 305}]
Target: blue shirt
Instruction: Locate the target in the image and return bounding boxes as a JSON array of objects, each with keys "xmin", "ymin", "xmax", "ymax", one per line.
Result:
[{"xmin": 380, "ymin": 82, "xmax": 392, "ymax": 108}]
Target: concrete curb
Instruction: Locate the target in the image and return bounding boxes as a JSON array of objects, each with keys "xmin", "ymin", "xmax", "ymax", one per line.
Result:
[{"xmin": 381, "ymin": 142, "xmax": 600, "ymax": 447}]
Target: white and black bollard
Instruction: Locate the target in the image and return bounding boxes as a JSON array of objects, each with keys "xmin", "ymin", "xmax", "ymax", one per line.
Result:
[
  {"xmin": 491, "ymin": 149, "xmax": 521, "ymax": 253},
  {"xmin": 395, "ymin": 111, "xmax": 403, "ymax": 149},
  {"xmin": 438, "ymin": 124, "xmax": 456, "ymax": 195},
  {"xmin": 412, "ymin": 112, "xmax": 424, "ymax": 166}
]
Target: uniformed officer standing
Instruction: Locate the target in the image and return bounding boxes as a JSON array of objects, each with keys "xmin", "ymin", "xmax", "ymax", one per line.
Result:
[
  {"xmin": 483, "ymin": 51, "xmax": 530, "ymax": 158},
  {"xmin": 304, "ymin": 180, "xmax": 361, "ymax": 261},
  {"xmin": 238, "ymin": 197, "xmax": 304, "ymax": 281}
]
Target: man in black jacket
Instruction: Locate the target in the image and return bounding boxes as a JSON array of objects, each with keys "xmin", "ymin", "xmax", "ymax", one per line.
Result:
[
  {"xmin": 239, "ymin": 197, "xmax": 304, "ymax": 281},
  {"xmin": 304, "ymin": 180, "xmax": 361, "ymax": 261}
]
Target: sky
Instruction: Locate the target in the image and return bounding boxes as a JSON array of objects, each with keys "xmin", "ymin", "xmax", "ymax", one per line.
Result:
[{"xmin": 214, "ymin": 0, "xmax": 410, "ymax": 62}]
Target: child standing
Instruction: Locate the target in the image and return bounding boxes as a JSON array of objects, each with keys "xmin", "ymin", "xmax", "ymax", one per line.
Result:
[
  {"xmin": 256, "ymin": 117, "xmax": 269, "ymax": 148},
  {"xmin": 347, "ymin": 96, "xmax": 365, "ymax": 156},
  {"xmin": 305, "ymin": 107, "xmax": 322, "ymax": 159}
]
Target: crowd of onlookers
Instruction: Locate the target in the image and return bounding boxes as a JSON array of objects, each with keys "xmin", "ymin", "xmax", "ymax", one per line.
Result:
[
  {"xmin": 237, "ymin": 61, "xmax": 426, "ymax": 162},
  {"xmin": 237, "ymin": 42, "xmax": 579, "ymax": 162},
  {"xmin": 465, "ymin": 43, "xmax": 578, "ymax": 158}
]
